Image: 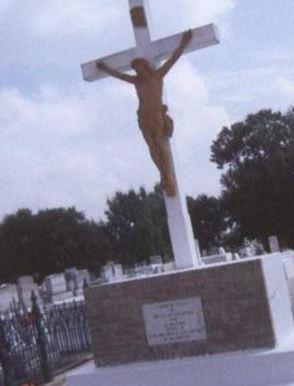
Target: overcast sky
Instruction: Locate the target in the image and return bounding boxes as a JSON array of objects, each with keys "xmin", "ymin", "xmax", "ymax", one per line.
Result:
[{"xmin": 0, "ymin": 0, "xmax": 294, "ymax": 220}]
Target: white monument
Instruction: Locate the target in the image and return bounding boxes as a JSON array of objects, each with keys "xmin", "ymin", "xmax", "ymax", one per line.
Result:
[
  {"xmin": 0, "ymin": 284, "xmax": 18, "ymax": 313},
  {"xmin": 81, "ymin": 0, "xmax": 219, "ymax": 270},
  {"xmin": 269, "ymin": 235, "xmax": 280, "ymax": 253},
  {"xmin": 68, "ymin": 2, "xmax": 294, "ymax": 386},
  {"xmin": 43, "ymin": 273, "xmax": 73, "ymax": 303},
  {"xmin": 100, "ymin": 263, "xmax": 124, "ymax": 283},
  {"xmin": 17, "ymin": 275, "xmax": 41, "ymax": 311},
  {"xmin": 68, "ymin": 252, "xmax": 294, "ymax": 386}
]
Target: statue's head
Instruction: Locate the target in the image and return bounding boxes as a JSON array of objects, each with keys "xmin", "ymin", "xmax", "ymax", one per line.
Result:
[{"xmin": 131, "ymin": 58, "xmax": 151, "ymax": 75}]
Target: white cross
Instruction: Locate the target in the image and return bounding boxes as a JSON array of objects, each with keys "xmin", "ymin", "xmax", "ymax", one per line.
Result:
[
  {"xmin": 81, "ymin": 0, "xmax": 220, "ymax": 270},
  {"xmin": 82, "ymin": 1, "xmax": 219, "ymax": 82}
]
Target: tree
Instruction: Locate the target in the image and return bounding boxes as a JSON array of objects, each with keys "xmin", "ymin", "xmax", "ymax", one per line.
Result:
[
  {"xmin": 0, "ymin": 209, "xmax": 35, "ymax": 281},
  {"xmin": 105, "ymin": 185, "xmax": 171, "ymax": 266},
  {"xmin": 0, "ymin": 187, "xmax": 172, "ymax": 283},
  {"xmin": 187, "ymin": 195, "xmax": 226, "ymax": 251},
  {"xmin": 0, "ymin": 207, "xmax": 110, "ymax": 282},
  {"xmin": 211, "ymin": 108, "xmax": 294, "ymax": 247}
]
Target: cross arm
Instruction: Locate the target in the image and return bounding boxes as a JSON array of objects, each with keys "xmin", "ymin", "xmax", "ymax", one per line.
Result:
[
  {"xmin": 81, "ymin": 47, "xmax": 138, "ymax": 82},
  {"xmin": 156, "ymin": 31, "xmax": 191, "ymax": 77},
  {"xmin": 152, "ymin": 24, "xmax": 220, "ymax": 64},
  {"xmin": 81, "ymin": 24, "xmax": 219, "ymax": 82}
]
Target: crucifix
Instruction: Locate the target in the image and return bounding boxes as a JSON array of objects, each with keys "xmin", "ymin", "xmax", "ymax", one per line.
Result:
[{"xmin": 80, "ymin": 0, "xmax": 220, "ymax": 269}]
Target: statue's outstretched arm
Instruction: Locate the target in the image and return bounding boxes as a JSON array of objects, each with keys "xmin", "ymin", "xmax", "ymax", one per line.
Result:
[
  {"xmin": 96, "ymin": 61, "xmax": 137, "ymax": 83},
  {"xmin": 156, "ymin": 30, "xmax": 192, "ymax": 78}
]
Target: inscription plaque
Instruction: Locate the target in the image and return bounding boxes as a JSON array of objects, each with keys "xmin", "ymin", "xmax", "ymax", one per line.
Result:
[{"xmin": 143, "ymin": 297, "xmax": 207, "ymax": 346}]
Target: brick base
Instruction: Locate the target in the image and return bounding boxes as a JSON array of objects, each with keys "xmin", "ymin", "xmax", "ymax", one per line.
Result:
[{"xmin": 85, "ymin": 259, "xmax": 275, "ymax": 366}]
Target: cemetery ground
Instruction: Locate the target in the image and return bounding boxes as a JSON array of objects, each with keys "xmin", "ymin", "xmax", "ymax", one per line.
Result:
[{"xmin": 42, "ymin": 361, "xmax": 94, "ymax": 386}]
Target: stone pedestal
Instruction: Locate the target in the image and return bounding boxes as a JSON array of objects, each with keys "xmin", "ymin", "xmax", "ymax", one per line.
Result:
[{"xmin": 67, "ymin": 253, "xmax": 294, "ymax": 386}]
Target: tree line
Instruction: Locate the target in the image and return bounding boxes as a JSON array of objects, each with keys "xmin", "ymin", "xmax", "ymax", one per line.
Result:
[{"xmin": 0, "ymin": 106, "xmax": 293, "ymax": 283}]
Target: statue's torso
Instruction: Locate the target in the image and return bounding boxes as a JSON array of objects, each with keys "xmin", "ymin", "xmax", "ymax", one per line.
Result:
[{"xmin": 135, "ymin": 73, "xmax": 163, "ymax": 114}]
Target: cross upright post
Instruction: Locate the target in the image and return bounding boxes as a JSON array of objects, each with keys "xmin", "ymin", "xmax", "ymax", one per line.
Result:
[
  {"xmin": 81, "ymin": 0, "xmax": 220, "ymax": 270},
  {"xmin": 128, "ymin": 0, "xmax": 152, "ymax": 58}
]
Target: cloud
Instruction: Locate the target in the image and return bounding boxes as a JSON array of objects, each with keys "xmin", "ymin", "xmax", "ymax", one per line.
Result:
[
  {"xmin": 0, "ymin": 0, "xmax": 235, "ymax": 88},
  {"xmin": 0, "ymin": 76, "xmax": 148, "ymax": 216},
  {"xmin": 207, "ymin": 52, "xmax": 294, "ymax": 121},
  {"xmin": 186, "ymin": 0, "xmax": 234, "ymax": 23},
  {"xmin": 148, "ymin": 0, "xmax": 234, "ymax": 39},
  {"xmin": 0, "ymin": 0, "xmax": 234, "ymax": 220},
  {"xmin": 0, "ymin": 0, "xmax": 130, "ymax": 75},
  {"xmin": 0, "ymin": 0, "xmax": 9, "ymax": 15},
  {"xmin": 0, "ymin": 59, "xmax": 229, "ymax": 219},
  {"xmin": 166, "ymin": 60, "xmax": 228, "ymax": 195},
  {"xmin": 274, "ymin": 77, "xmax": 294, "ymax": 101},
  {"xmin": 31, "ymin": 0, "xmax": 121, "ymax": 37}
]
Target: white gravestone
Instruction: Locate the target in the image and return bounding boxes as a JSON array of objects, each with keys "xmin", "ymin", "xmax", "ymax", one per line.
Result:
[
  {"xmin": 101, "ymin": 263, "xmax": 124, "ymax": 283},
  {"xmin": 45, "ymin": 274, "xmax": 67, "ymax": 294},
  {"xmin": 0, "ymin": 285, "xmax": 18, "ymax": 313},
  {"xmin": 269, "ymin": 235, "xmax": 280, "ymax": 253},
  {"xmin": 80, "ymin": 0, "xmax": 220, "ymax": 270},
  {"xmin": 43, "ymin": 273, "xmax": 73, "ymax": 303},
  {"xmin": 143, "ymin": 297, "xmax": 207, "ymax": 346},
  {"xmin": 17, "ymin": 275, "xmax": 41, "ymax": 311}
]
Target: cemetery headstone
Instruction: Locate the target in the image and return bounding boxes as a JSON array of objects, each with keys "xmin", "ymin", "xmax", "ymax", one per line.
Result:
[
  {"xmin": 269, "ymin": 235, "xmax": 280, "ymax": 253},
  {"xmin": 0, "ymin": 284, "xmax": 18, "ymax": 313},
  {"xmin": 100, "ymin": 263, "xmax": 124, "ymax": 283},
  {"xmin": 65, "ymin": 267, "xmax": 91, "ymax": 296},
  {"xmin": 43, "ymin": 273, "xmax": 73, "ymax": 303},
  {"xmin": 17, "ymin": 275, "xmax": 41, "ymax": 312}
]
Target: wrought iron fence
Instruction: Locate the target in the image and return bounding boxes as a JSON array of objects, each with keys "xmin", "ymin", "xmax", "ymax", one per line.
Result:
[{"xmin": 0, "ymin": 293, "xmax": 92, "ymax": 386}]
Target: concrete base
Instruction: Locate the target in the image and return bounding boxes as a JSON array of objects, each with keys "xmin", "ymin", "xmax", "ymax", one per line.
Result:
[
  {"xmin": 85, "ymin": 253, "xmax": 294, "ymax": 366},
  {"xmin": 67, "ymin": 340, "xmax": 294, "ymax": 386}
]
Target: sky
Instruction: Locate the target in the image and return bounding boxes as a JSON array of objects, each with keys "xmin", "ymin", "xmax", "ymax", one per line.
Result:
[{"xmin": 0, "ymin": 0, "xmax": 294, "ymax": 220}]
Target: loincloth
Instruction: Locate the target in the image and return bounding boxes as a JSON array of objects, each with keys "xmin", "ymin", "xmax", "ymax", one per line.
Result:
[{"xmin": 137, "ymin": 105, "xmax": 174, "ymax": 137}]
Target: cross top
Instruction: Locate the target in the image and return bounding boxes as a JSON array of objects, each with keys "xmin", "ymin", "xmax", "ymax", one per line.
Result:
[
  {"xmin": 81, "ymin": 0, "xmax": 219, "ymax": 82},
  {"xmin": 128, "ymin": 0, "xmax": 153, "ymax": 60}
]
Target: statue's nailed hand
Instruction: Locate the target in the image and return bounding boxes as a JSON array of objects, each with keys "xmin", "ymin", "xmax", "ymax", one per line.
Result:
[{"xmin": 181, "ymin": 29, "xmax": 193, "ymax": 47}]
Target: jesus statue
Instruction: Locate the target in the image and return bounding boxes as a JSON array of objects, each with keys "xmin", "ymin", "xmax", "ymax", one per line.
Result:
[{"xmin": 96, "ymin": 30, "xmax": 192, "ymax": 196}]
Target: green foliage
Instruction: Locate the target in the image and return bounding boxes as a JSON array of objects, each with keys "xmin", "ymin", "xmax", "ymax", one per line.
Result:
[
  {"xmin": 211, "ymin": 107, "xmax": 294, "ymax": 247},
  {"xmin": 0, "ymin": 186, "xmax": 172, "ymax": 283},
  {"xmin": 187, "ymin": 195, "xmax": 226, "ymax": 251},
  {"xmin": 0, "ymin": 207, "xmax": 110, "ymax": 282},
  {"xmin": 105, "ymin": 184, "xmax": 171, "ymax": 266}
]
